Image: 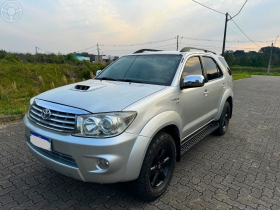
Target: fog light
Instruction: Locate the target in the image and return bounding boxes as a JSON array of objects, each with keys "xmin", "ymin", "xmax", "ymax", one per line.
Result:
[{"xmin": 97, "ymin": 158, "xmax": 109, "ymax": 169}]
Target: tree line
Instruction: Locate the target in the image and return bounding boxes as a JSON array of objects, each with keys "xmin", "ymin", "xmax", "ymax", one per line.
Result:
[
  {"xmin": 0, "ymin": 50, "xmax": 96, "ymax": 65},
  {"xmin": 224, "ymin": 46, "xmax": 280, "ymax": 68},
  {"xmin": 2, "ymin": 47, "xmax": 279, "ymax": 69}
]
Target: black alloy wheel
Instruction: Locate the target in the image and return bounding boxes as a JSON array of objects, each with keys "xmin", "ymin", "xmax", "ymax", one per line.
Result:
[
  {"xmin": 150, "ymin": 147, "xmax": 171, "ymax": 188},
  {"xmin": 222, "ymin": 111, "xmax": 230, "ymax": 132},
  {"xmin": 132, "ymin": 132, "xmax": 176, "ymax": 201},
  {"xmin": 215, "ymin": 101, "xmax": 231, "ymax": 136}
]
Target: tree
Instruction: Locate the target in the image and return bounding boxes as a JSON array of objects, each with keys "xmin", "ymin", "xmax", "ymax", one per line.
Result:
[
  {"xmin": 239, "ymin": 55, "xmax": 250, "ymax": 66},
  {"xmin": 0, "ymin": 49, "xmax": 7, "ymax": 59},
  {"xmin": 65, "ymin": 54, "xmax": 76, "ymax": 63},
  {"xmin": 233, "ymin": 50, "xmax": 245, "ymax": 58},
  {"xmin": 224, "ymin": 52, "xmax": 235, "ymax": 67}
]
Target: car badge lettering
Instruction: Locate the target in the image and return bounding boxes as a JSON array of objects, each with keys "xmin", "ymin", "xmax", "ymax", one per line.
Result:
[{"xmin": 41, "ymin": 109, "xmax": 51, "ymax": 120}]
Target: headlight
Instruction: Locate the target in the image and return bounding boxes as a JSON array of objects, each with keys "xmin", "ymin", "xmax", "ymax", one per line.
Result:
[{"xmin": 73, "ymin": 111, "xmax": 137, "ymax": 138}]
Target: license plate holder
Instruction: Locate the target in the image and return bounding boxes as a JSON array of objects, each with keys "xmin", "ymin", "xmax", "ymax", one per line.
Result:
[{"xmin": 30, "ymin": 131, "xmax": 51, "ymax": 151}]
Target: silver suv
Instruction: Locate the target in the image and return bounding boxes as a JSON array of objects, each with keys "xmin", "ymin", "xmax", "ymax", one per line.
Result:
[{"xmin": 24, "ymin": 47, "xmax": 233, "ymax": 201}]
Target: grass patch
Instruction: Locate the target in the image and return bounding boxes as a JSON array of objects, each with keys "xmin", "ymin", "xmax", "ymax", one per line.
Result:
[
  {"xmin": 231, "ymin": 70, "xmax": 280, "ymax": 80},
  {"xmin": 231, "ymin": 66, "xmax": 280, "ymax": 73},
  {"xmin": 0, "ymin": 61, "xmax": 105, "ymax": 115},
  {"xmin": 232, "ymin": 74, "xmax": 251, "ymax": 80}
]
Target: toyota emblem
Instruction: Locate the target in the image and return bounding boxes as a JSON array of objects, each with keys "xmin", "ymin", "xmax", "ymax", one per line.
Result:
[{"xmin": 41, "ymin": 108, "xmax": 51, "ymax": 120}]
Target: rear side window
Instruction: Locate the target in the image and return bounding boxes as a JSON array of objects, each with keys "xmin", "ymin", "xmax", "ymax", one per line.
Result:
[
  {"xmin": 181, "ymin": 56, "xmax": 203, "ymax": 80},
  {"xmin": 203, "ymin": 57, "xmax": 223, "ymax": 81},
  {"xmin": 218, "ymin": 57, "xmax": 232, "ymax": 76}
]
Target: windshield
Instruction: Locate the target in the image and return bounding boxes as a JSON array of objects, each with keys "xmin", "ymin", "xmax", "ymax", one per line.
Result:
[{"xmin": 95, "ymin": 54, "xmax": 182, "ymax": 86}]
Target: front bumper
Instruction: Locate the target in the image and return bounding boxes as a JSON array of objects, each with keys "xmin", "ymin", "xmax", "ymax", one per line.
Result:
[{"xmin": 24, "ymin": 115, "xmax": 148, "ymax": 183}]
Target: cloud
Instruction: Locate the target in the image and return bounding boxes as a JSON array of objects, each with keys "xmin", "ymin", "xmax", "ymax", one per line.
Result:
[{"xmin": 0, "ymin": 0, "xmax": 279, "ymax": 55}]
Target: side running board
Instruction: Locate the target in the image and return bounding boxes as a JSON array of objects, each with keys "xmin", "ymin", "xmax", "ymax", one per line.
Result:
[{"xmin": 180, "ymin": 122, "xmax": 219, "ymax": 156}]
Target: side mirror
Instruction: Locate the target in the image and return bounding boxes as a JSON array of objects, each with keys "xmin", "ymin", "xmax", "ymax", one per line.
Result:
[
  {"xmin": 181, "ymin": 75, "xmax": 205, "ymax": 89},
  {"xmin": 96, "ymin": 70, "xmax": 102, "ymax": 75}
]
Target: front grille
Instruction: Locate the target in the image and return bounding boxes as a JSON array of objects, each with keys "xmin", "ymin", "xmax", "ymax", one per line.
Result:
[{"xmin": 29, "ymin": 103, "xmax": 76, "ymax": 132}]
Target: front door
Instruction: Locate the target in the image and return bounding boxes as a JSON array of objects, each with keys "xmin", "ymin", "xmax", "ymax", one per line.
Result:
[{"xmin": 180, "ymin": 56, "xmax": 209, "ymax": 139}]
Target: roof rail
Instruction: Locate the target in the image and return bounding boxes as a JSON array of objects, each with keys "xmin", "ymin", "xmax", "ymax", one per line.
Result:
[
  {"xmin": 133, "ymin": 49, "xmax": 163, "ymax": 54},
  {"xmin": 180, "ymin": 47, "xmax": 216, "ymax": 55}
]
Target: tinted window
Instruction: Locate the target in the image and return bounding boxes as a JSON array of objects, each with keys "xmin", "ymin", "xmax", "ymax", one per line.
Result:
[
  {"xmin": 181, "ymin": 56, "xmax": 203, "ymax": 80},
  {"xmin": 97, "ymin": 56, "xmax": 136, "ymax": 79},
  {"xmin": 218, "ymin": 57, "xmax": 232, "ymax": 75},
  {"xmin": 95, "ymin": 54, "xmax": 182, "ymax": 86},
  {"xmin": 203, "ymin": 57, "xmax": 222, "ymax": 81}
]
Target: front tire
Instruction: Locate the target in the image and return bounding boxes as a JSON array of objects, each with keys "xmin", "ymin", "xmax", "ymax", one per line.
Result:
[
  {"xmin": 132, "ymin": 132, "xmax": 176, "ymax": 201},
  {"xmin": 215, "ymin": 101, "xmax": 231, "ymax": 136}
]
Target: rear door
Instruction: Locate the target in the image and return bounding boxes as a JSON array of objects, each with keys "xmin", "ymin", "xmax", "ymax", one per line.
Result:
[{"xmin": 202, "ymin": 56, "xmax": 227, "ymax": 121}]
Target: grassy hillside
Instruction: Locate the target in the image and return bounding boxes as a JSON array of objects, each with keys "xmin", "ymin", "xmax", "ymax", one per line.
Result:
[{"xmin": 0, "ymin": 60, "xmax": 105, "ymax": 115}]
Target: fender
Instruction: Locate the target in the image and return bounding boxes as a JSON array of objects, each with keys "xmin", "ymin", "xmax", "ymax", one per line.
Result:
[
  {"xmin": 214, "ymin": 89, "xmax": 233, "ymax": 121},
  {"xmin": 123, "ymin": 111, "xmax": 182, "ymax": 181}
]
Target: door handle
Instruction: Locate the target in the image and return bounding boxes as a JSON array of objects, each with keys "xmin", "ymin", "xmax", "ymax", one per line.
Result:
[{"xmin": 222, "ymin": 83, "xmax": 226, "ymax": 88}]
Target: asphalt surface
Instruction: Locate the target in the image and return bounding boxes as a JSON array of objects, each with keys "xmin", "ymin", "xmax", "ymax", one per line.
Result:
[{"xmin": 1, "ymin": 76, "xmax": 280, "ymax": 210}]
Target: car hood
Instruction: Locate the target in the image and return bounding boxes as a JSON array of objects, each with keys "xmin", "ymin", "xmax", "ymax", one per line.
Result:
[{"xmin": 37, "ymin": 79, "xmax": 166, "ymax": 113}]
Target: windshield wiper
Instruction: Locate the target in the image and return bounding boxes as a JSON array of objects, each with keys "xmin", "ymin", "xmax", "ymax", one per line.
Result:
[
  {"xmin": 98, "ymin": 77, "xmax": 117, "ymax": 81},
  {"xmin": 118, "ymin": 79, "xmax": 144, "ymax": 84}
]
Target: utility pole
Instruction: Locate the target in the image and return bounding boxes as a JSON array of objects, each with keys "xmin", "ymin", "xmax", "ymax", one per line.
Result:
[
  {"xmin": 35, "ymin": 47, "xmax": 37, "ymax": 54},
  {"xmin": 97, "ymin": 43, "xmax": 100, "ymax": 63},
  {"xmin": 267, "ymin": 42, "xmax": 273, "ymax": 75},
  {"xmin": 268, "ymin": 35, "xmax": 279, "ymax": 74},
  {"xmin": 177, "ymin": 35, "xmax": 179, "ymax": 51},
  {"xmin": 222, "ymin": 13, "xmax": 228, "ymax": 56},
  {"xmin": 192, "ymin": 1, "xmax": 247, "ymax": 56}
]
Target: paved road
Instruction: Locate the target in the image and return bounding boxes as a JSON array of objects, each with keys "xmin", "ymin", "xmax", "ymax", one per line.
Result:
[{"xmin": 1, "ymin": 76, "xmax": 280, "ymax": 210}]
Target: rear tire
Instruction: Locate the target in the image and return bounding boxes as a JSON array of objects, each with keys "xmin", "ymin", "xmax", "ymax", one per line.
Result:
[
  {"xmin": 132, "ymin": 132, "xmax": 176, "ymax": 201},
  {"xmin": 215, "ymin": 101, "xmax": 230, "ymax": 136}
]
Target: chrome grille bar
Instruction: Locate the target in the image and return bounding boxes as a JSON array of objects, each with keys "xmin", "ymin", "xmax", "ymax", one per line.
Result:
[{"xmin": 29, "ymin": 99, "xmax": 89, "ymax": 133}]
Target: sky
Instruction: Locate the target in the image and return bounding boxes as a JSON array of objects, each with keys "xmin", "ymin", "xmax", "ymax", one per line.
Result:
[{"xmin": 0, "ymin": 0, "xmax": 279, "ymax": 56}]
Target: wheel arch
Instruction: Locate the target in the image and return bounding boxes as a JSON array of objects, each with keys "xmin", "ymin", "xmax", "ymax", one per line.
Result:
[
  {"xmin": 227, "ymin": 96, "xmax": 233, "ymax": 118},
  {"xmin": 123, "ymin": 111, "xmax": 182, "ymax": 181},
  {"xmin": 214, "ymin": 89, "xmax": 233, "ymax": 121},
  {"xmin": 160, "ymin": 125, "xmax": 181, "ymax": 162}
]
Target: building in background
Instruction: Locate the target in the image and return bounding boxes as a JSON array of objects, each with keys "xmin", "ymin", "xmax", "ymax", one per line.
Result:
[
  {"xmin": 74, "ymin": 55, "xmax": 90, "ymax": 62},
  {"xmin": 94, "ymin": 55, "xmax": 119, "ymax": 65}
]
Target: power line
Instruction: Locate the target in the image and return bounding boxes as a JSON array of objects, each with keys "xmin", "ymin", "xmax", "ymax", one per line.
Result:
[
  {"xmin": 76, "ymin": 36, "xmax": 272, "ymax": 54},
  {"xmin": 73, "ymin": 37, "xmax": 176, "ymax": 53},
  {"xmin": 100, "ymin": 37, "xmax": 176, "ymax": 47},
  {"xmin": 192, "ymin": 0, "xmax": 225, "ymax": 15},
  {"xmin": 182, "ymin": 36, "xmax": 272, "ymax": 43},
  {"xmin": 180, "ymin": 42, "xmax": 221, "ymax": 49},
  {"xmin": 182, "ymin": 37, "xmax": 223, "ymax": 42},
  {"xmin": 75, "ymin": 45, "xmax": 96, "ymax": 53},
  {"xmin": 99, "ymin": 43, "xmax": 177, "ymax": 52},
  {"xmin": 102, "ymin": 46, "xmax": 178, "ymax": 54},
  {"xmin": 190, "ymin": 0, "xmax": 262, "ymax": 55},
  {"xmin": 227, "ymin": 26, "xmax": 247, "ymax": 41},
  {"xmin": 229, "ymin": 0, "xmax": 248, "ymax": 20},
  {"xmin": 170, "ymin": 42, "xmax": 259, "ymax": 50},
  {"xmin": 228, "ymin": 14, "xmax": 262, "ymax": 47}
]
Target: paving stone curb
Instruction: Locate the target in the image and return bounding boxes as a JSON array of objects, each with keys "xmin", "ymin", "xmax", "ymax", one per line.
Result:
[{"xmin": 0, "ymin": 114, "xmax": 25, "ymax": 123}]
